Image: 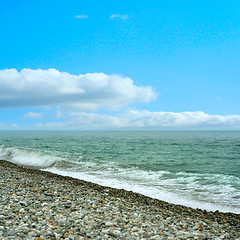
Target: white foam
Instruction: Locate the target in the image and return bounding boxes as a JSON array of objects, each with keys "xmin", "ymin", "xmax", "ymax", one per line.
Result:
[{"xmin": 0, "ymin": 145, "xmax": 60, "ymax": 168}]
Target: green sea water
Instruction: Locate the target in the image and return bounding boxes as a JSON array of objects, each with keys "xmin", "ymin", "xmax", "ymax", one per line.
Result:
[{"xmin": 0, "ymin": 131, "xmax": 239, "ymax": 213}]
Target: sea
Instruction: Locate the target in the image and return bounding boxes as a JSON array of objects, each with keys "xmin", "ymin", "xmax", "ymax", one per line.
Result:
[{"xmin": 0, "ymin": 130, "xmax": 239, "ymax": 214}]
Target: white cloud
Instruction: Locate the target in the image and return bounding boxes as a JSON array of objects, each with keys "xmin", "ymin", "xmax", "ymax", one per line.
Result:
[
  {"xmin": 110, "ymin": 14, "xmax": 129, "ymax": 20},
  {"xmin": 2, "ymin": 68, "xmax": 239, "ymax": 130},
  {"xmin": 0, "ymin": 68, "xmax": 157, "ymax": 110},
  {"xmin": 54, "ymin": 110, "xmax": 62, "ymax": 118},
  {"xmin": 36, "ymin": 110, "xmax": 240, "ymax": 130},
  {"xmin": 75, "ymin": 14, "xmax": 88, "ymax": 19},
  {"xmin": 0, "ymin": 122, "xmax": 19, "ymax": 129},
  {"xmin": 214, "ymin": 97, "xmax": 223, "ymax": 101},
  {"xmin": 120, "ymin": 110, "xmax": 240, "ymax": 128},
  {"xmin": 23, "ymin": 112, "xmax": 44, "ymax": 119}
]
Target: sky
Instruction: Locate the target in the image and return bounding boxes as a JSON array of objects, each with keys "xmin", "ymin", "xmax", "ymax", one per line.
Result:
[{"xmin": 0, "ymin": 0, "xmax": 240, "ymax": 130}]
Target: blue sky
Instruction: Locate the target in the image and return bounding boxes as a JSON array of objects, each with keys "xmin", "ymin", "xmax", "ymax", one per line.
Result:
[{"xmin": 0, "ymin": 0, "xmax": 240, "ymax": 130}]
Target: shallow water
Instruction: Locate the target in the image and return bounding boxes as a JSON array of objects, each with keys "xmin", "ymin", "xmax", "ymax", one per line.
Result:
[{"xmin": 0, "ymin": 130, "xmax": 239, "ymax": 213}]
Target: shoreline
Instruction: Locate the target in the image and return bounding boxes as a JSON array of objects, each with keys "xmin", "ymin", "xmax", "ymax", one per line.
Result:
[
  {"xmin": 0, "ymin": 159, "xmax": 239, "ymax": 239},
  {"xmin": 44, "ymin": 167, "xmax": 240, "ymax": 215}
]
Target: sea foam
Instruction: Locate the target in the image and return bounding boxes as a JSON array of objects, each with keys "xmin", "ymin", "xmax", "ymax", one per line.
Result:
[{"xmin": 0, "ymin": 145, "xmax": 59, "ymax": 168}]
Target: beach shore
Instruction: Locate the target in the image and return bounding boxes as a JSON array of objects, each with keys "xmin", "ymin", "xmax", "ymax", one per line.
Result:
[{"xmin": 0, "ymin": 159, "xmax": 239, "ymax": 240}]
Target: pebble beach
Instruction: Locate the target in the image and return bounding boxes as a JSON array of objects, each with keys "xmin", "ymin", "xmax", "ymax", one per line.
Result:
[{"xmin": 0, "ymin": 160, "xmax": 239, "ymax": 240}]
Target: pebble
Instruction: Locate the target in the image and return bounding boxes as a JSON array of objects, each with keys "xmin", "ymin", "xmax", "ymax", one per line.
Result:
[
  {"xmin": 0, "ymin": 160, "xmax": 239, "ymax": 240},
  {"xmin": 28, "ymin": 231, "xmax": 36, "ymax": 237},
  {"xmin": 105, "ymin": 221, "xmax": 114, "ymax": 226},
  {"xmin": 131, "ymin": 226, "xmax": 138, "ymax": 232}
]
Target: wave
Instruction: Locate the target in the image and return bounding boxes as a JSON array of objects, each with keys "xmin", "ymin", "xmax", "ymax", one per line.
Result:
[
  {"xmin": 0, "ymin": 145, "xmax": 60, "ymax": 169},
  {"xmin": 0, "ymin": 145, "xmax": 239, "ymax": 214}
]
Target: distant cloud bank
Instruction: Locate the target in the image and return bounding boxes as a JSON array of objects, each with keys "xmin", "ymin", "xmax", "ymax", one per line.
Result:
[{"xmin": 36, "ymin": 110, "xmax": 240, "ymax": 130}]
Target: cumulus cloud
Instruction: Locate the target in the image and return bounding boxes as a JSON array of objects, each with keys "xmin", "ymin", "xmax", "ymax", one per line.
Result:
[
  {"xmin": 110, "ymin": 14, "xmax": 129, "ymax": 20},
  {"xmin": 36, "ymin": 111, "xmax": 240, "ymax": 130},
  {"xmin": 0, "ymin": 68, "xmax": 157, "ymax": 110},
  {"xmin": 75, "ymin": 14, "xmax": 88, "ymax": 19}
]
